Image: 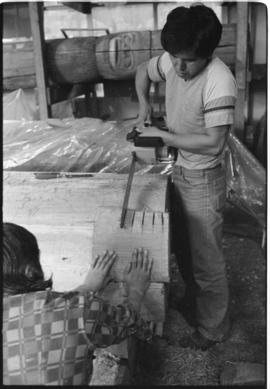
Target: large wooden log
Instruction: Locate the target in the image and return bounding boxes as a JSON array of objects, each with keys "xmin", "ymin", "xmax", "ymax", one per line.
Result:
[
  {"xmin": 95, "ymin": 30, "xmax": 163, "ymax": 80},
  {"xmin": 46, "ymin": 37, "xmax": 100, "ymax": 84},
  {"xmin": 3, "ymin": 25, "xmax": 237, "ymax": 90}
]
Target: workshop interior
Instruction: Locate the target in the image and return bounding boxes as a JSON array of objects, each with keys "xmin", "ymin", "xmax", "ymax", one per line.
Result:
[{"xmin": 3, "ymin": 1, "xmax": 267, "ymax": 386}]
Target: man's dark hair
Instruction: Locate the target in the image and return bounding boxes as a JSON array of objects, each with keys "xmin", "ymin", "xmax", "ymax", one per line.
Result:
[
  {"xmin": 3, "ymin": 223, "xmax": 52, "ymax": 294},
  {"xmin": 161, "ymin": 5, "xmax": 222, "ymax": 58}
]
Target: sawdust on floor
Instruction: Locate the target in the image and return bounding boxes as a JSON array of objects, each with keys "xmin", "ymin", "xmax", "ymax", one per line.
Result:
[{"xmin": 133, "ymin": 206, "xmax": 266, "ymax": 385}]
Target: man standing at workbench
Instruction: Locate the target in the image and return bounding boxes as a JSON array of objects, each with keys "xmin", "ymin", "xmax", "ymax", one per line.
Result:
[{"xmin": 133, "ymin": 4, "xmax": 237, "ymax": 350}]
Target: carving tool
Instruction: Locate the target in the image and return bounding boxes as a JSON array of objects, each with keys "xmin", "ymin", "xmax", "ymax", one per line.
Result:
[{"xmin": 120, "ymin": 151, "xmax": 137, "ymax": 228}]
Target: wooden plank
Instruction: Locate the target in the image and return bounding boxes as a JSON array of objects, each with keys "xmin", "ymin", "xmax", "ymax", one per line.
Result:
[
  {"xmin": 3, "ymin": 42, "xmax": 35, "ymax": 77},
  {"xmin": 29, "ymin": 2, "xmax": 51, "ymax": 119},
  {"xmin": 219, "ymin": 24, "xmax": 236, "ymax": 46},
  {"xmin": 92, "ymin": 207, "xmax": 170, "ymax": 282},
  {"xmin": 12, "ymin": 223, "xmax": 94, "ymax": 291},
  {"xmin": 3, "ymin": 172, "xmax": 169, "ymax": 227},
  {"xmin": 213, "ymin": 46, "xmax": 236, "ymax": 68},
  {"xmin": 3, "ymin": 76, "xmax": 37, "ymax": 91},
  {"xmin": 3, "ymin": 49, "xmax": 35, "ymax": 77}
]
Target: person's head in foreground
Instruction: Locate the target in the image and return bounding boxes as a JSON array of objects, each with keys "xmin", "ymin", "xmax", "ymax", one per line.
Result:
[
  {"xmin": 161, "ymin": 4, "xmax": 222, "ymax": 80},
  {"xmin": 3, "ymin": 222, "xmax": 52, "ymax": 295},
  {"xmin": 3, "ymin": 222, "xmax": 153, "ymax": 385}
]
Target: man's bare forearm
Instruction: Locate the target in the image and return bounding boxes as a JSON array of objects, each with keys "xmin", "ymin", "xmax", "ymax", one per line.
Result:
[
  {"xmin": 162, "ymin": 131, "xmax": 223, "ymax": 155},
  {"xmin": 135, "ymin": 62, "xmax": 151, "ymax": 102},
  {"xmin": 139, "ymin": 125, "xmax": 229, "ymax": 156},
  {"xmin": 135, "ymin": 62, "xmax": 152, "ymax": 122}
]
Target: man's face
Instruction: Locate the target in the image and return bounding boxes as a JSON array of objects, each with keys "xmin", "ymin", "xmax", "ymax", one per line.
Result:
[{"xmin": 169, "ymin": 50, "xmax": 209, "ymax": 80}]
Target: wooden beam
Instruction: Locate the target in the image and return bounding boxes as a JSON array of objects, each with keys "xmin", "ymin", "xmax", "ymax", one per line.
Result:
[
  {"xmin": 234, "ymin": 2, "xmax": 249, "ymax": 138},
  {"xmin": 28, "ymin": 2, "xmax": 51, "ymax": 119},
  {"xmin": 62, "ymin": 2, "xmax": 93, "ymax": 14},
  {"xmin": 153, "ymin": 2, "xmax": 158, "ymax": 29},
  {"xmin": 3, "ymin": 172, "xmax": 169, "ymax": 226},
  {"xmin": 3, "ymin": 76, "xmax": 36, "ymax": 91}
]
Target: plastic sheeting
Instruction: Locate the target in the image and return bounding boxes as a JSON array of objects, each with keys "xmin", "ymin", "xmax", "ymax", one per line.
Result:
[
  {"xmin": 3, "ymin": 117, "xmax": 266, "ymax": 226},
  {"xmin": 226, "ymin": 133, "xmax": 266, "ymax": 227},
  {"xmin": 3, "ymin": 89, "xmax": 39, "ymax": 121},
  {"xmin": 3, "ymin": 118, "xmax": 172, "ymax": 174}
]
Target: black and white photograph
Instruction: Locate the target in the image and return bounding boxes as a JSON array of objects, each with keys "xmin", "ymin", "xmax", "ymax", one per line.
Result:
[{"xmin": 2, "ymin": 0, "xmax": 267, "ymax": 386}]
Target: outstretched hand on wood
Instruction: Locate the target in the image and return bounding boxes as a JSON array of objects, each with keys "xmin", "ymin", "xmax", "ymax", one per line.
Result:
[
  {"xmin": 82, "ymin": 250, "xmax": 117, "ymax": 292},
  {"xmin": 123, "ymin": 248, "xmax": 153, "ymax": 297}
]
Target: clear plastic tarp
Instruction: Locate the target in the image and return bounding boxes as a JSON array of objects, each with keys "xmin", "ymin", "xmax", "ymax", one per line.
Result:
[
  {"xmin": 3, "ymin": 118, "xmax": 172, "ymax": 174},
  {"xmin": 3, "ymin": 117, "xmax": 266, "ymax": 227},
  {"xmin": 3, "ymin": 89, "xmax": 39, "ymax": 121},
  {"xmin": 226, "ymin": 133, "xmax": 266, "ymax": 227}
]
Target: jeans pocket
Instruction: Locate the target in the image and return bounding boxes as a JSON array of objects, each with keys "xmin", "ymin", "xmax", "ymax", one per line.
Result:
[{"xmin": 181, "ymin": 173, "xmax": 206, "ymax": 186}]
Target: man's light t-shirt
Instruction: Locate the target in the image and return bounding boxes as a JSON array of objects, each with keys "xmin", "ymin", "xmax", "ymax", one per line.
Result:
[{"xmin": 147, "ymin": 52, "xmax": 237, "ymax": 169}]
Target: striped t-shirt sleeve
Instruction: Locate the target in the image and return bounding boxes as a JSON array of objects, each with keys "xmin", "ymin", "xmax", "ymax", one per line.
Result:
[{"xmin": 203, "ymin": 67, "xmax": 237, "ymax": 128}]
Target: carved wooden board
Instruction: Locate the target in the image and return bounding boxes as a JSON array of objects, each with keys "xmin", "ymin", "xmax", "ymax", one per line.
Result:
[{"xmin": 93, "ymin": 207, "xmax": 170, "ymax": 282}]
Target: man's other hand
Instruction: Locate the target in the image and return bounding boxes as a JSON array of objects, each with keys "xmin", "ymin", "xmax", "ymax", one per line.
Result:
[{"xmin": 123, "ymin": 248, "xmax": 153, "ymax": 298}]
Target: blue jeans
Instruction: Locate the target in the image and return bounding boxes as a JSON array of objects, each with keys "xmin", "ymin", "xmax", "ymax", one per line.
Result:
[{"xmin": 172, "ymin": 164, "xmax": 229, "ymax": 341}]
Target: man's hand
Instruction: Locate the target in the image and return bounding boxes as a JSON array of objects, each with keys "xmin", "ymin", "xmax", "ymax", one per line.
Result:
[
  {"xmin": 137, "ymin": 125, "xmax": 164, "ymax": 138},
  {"xmin": 135, "ymin": 104, "xmax": 152, "ymax": 128},
  {"xmin": 123, "ymin": 248, "xmax": 153, "ymax": 298},
  {"xmin": 124, "ymin": 105, "xmax": 152, "ymax": 131},
  {"xmin": 80, "ymin": 250, "xmax": 117, "ymax": 293}
]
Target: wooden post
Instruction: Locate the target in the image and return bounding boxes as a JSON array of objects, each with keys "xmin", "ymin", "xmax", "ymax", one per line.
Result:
[
  {"xmin": 153, "ymin": 2, "xmax": 158, "ymax": 29},
  {"xmin": 247, "ymin": 3, "xmax": 257, "ymax": 126},
  {"xmin": 29, "ymin": 2, "xmax": 51, "ymax": 119},
  {"xmin": 234, "ymin": 2, "xmax": 249, "ymax": 140},
  {"xmin": 152, "ymin": 2, "xmax": 160, "ymax": 114}
]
